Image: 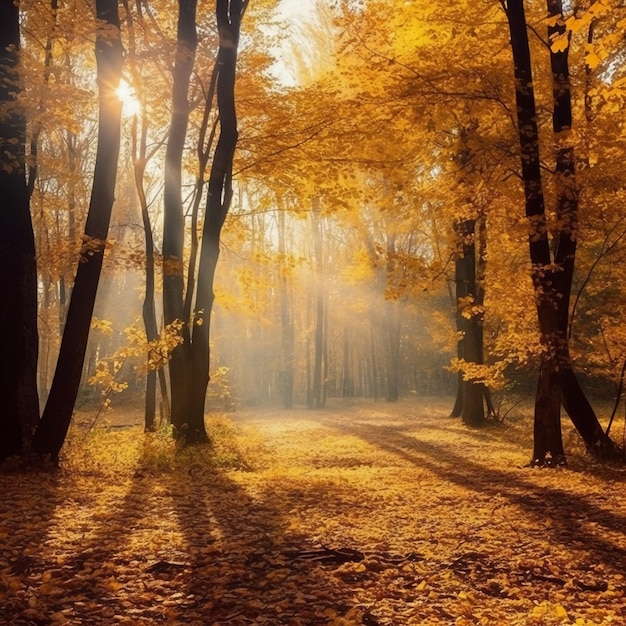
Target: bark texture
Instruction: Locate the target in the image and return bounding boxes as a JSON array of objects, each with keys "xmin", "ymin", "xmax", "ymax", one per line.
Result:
[
  {"xmin": 33, "ymin": 0, "xmax": 123, "ymax": 460},
  {"xmin": 184, "ymin": 0, "xmax": 245, "ymax": 443},
  {"xmin": 0, "ymin": 0, "xmax": 40, "ymax": 459},
  {"xmin": 162, "ymin": 0, "xmax": 198, "ymax": 434},
  {"xmin": 506, "ymin": 0, "xmax": 617, "ymax": 464}
]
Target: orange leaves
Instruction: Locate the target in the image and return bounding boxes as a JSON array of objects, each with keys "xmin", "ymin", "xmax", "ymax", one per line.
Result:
[{"xmin": 2, "ymin": 400, "xmax": 626, "ymax": 624}]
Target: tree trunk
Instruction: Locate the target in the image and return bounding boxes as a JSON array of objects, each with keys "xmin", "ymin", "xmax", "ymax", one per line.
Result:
[
  {"xmin": 451, "ymin": 218, "xmax": 487, "ymax": 425},
  {"xmin": 309, "ymin": 198, "xmax": 325, "ymax": 408},
  {"xmin": 123, "ymin": 1, "xmax": 163, "ymax": 431},
  {"xmin": 185, "ymin": 0, "xmax": 245, "ymax": 443},
  {"xmin": 506, "ymin": 0, "xmax": 618, "ymax": 463},
  {"xmin": 385, "ymin": 299, "xmax": 401, "ymax": 402},
  {"xmin": 162, "ymin": 0, "xmax": 198, "ymax": 435},
  {"xmin": 505, "ymin": 0, "xmax": 563, "ymax": 464},
  {"xmin": 135, "ymin": 122, "xmax": 160, "ymax": 431},
  {"xmin": 0, "ymin": 0, "xmax": 40, "ymax": 459},
  {"xmin": 33, "ymin": 0, "xmax": 123, "ymax": 461},
  {"xmin": 278, "ymin": 208, "xmax": 295, "ymax": 408}
]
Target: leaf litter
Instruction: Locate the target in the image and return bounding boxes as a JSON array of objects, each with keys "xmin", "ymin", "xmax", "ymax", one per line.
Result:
[{"xmin": 1, "ymin": 397, "xmax": 625, "ymax": 625}]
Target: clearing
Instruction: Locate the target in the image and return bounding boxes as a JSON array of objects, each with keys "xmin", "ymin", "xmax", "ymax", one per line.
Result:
[{"xmin": 1, "ymin": 397, "xmax": 625, "ymax": 625}]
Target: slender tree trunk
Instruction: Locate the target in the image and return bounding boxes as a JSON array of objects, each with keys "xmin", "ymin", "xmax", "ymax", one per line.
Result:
[
  {"xmin": 60, "ymin": 127, "xmax": 78, "ymax": 335},
  {"xmin": 133, "ymin": 119, "xmax": 161, "ymax": 431},
  {"xmin": 506, "ymin": 0, "xmax": 565, "ymax": 464},
  {"xmin": 450, "ymin": 220, "xmax": 467, "ymax": 419},
  {"xmin": 185, "ymin": 0, "xmax": 245, "ymax": 443},
  {"xmin": 33, "ymin": 0, "xmax": 123, "ymax": 461},
  {"xmin": 0, "ymin": 0, "xmax": 40, "ymax": 459},
  {"xmin": 278, "ymin": 208, "xmax": 295, "ymax": 408},
  {"xmin": 310, "ymin": 199, "xmax": 325, "ymax": 408},
  {"xmin": 162, "ymin": 0, "xmax": 198, "ymax": 435},
  {"xmin": 546, "ymin": 0, "xmax": 616, "ymax": 457},
  {"xmin": 341, "ymin": 326, "xmax": 352, "ymax": 397},
  {"xmin": 123, "ymin": 0, "xmax": 162, "ymax": 431},
  {"xmin": 27, "ymin": 0, "xmax": 58, "ymax": 199},
  {"xmin": 385, "ymin": 299, "xmax": 401, "ymax": 402}
]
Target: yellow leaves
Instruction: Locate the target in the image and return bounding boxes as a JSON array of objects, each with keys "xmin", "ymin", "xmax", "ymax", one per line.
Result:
[
  {"xmin": 87, "ymin": 317, "xmax": 186, "ymax": 400},
  {"xmin": 448, "ymin": 358, "xmax": 505, "ymax": 389},
  {"xmin": 4, "ymin": 402, "xmax": 626, "ymax": 625},
  {"xmin": 91, "ymin": 317, "xmax": 113, "ymax": 334},
  {"xmin": 550, "ymin": 33, "xmax": 570, "ymax": 54},
  {"xmin": 564, "ymin": 0, "xmax": 611, "ymax": 34},
  {"xmin": 457, "ymin": 295, "xmax": 484, "ymax": 320},
  {"xmin": 78, "ymin": 235, "xmax": 109, "ymax": 263},
  {"xmin": 530, "ymin": 600, "xmax": 569, "ymax": 622}
]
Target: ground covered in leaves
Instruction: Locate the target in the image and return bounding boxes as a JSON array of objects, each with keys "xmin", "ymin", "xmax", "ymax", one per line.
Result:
[{"xmin": 1, "ymin": 397, "xmax": 626, "ymax": 625}]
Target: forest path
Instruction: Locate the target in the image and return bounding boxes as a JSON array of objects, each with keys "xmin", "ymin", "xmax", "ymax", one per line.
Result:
[{"xmin": 1, "ymin": 397, "xmax": 626, "ymax": 625}]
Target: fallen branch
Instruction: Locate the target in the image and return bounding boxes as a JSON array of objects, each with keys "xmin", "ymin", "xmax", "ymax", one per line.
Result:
[{"xmin": 283, "ymin": 545, "xmax": 364, "ymax": 564}]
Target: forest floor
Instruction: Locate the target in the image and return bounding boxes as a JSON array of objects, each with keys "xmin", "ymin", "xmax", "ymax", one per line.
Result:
[{"xmin": 1, "ymin": 397, "xmax": 626, "ymax": 626}]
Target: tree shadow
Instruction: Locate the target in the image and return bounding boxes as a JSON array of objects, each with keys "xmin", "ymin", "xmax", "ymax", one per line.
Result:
[
  {"xmin": 0, "ymin": 465, "xmax": 69, "ymax": 624},
  {"xmin": 319, "ymin": 414, "xmax": 626, "ymax": 574},
  {"xmin": 15, "ymin": 434, "xmax": 366, "ymax": 625}
]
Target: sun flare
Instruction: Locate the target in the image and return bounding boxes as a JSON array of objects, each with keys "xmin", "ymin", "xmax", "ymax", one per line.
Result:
[{"xmin": 116, "ymin": 79, "xmax": 140, "ymax": 117}]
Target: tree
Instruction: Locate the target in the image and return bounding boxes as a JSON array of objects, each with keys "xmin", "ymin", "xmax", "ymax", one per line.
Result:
[
  {"xmin": 184, "ymin": 0, "xmax": 247, "ymax": 441},
  {"xmin": 33, "ymin": 0, "xmax": 123, "ymax": 461},
  {"xmin": 308, "ymin": 198, "xmax": 327, "ymax": 408},
  {"xmin": 0, "ymin": 0, "xmax": 40, "ymax": 460},
  {"xmin": 277, "ymin": 204, "xmax": 295, "ymax": 408},
  {"xmin": 122, "ymin": 0, "xmax": 170, "ymax": 431},
  {"xmin": 162, "ymin": 0, "xmax": 198, "ymax": 437},
  {"xmin": 504, "ymin": 0, "xmax": 618, "ymax": 465},
  {"xmin": 450, "ymin": 218, "xmax": 489, "ymax": 425}
]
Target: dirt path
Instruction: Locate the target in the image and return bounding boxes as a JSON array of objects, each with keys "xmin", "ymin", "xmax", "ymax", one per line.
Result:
[{"xmin": 1, "ymin": 397, "xmax": 625, "ymax": 625}]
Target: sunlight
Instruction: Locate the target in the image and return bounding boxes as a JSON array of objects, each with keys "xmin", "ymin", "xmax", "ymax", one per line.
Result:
[{"xmin": 116, "ymin": 79, "xmax": 140, "ymax": 117}]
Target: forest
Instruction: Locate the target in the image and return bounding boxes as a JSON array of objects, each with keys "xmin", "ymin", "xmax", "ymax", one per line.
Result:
[{"xmin": 1, "ymin": 0, "xmax": 626, "ymax": 624}]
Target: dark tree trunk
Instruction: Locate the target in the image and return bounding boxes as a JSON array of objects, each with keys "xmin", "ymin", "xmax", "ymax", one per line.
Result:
[
  {"xmin": 506, "ymin": 0, "xmax": 617, "ymax": 464},
  {"xmin": 185, "ymin": 0, "xmax": 245, "ymax": 443},
  {"xmin": 162, "ymin": 0, "xmax": 198, "ymax": 435},
  {"xmin": 451, "ymin": 222, "xmax": 470, "ymax": 420},
  {"xmin": 451, "ymin": 219, "xmax": 486, "ymax": 425},
  {"xmin": 545, "ymin": 0, "xmax": 614, "ymax": 456},
  {"xmin": 33, "ymin": 0, "xmax": 123, "ymax": 461},
  {"xmin": 506, "ymin": 0, "xmax": 565, "ymax": 464},
  {"xmin": 0, "ymin": 0, "xmax": 40, "ymax": 459},
  {"xmin": 383, "ymin": 233, "xmax": 401, "ymax": 403},
  {"xmin": 59, "ymin": 128, "xmax": 78, "ymax": 335}
]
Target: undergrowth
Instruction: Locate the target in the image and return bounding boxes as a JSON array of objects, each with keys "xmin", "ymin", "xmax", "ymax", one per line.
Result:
[{"xmin": 61, "ymin": 414, "xmax": 267, "ymax": 478}]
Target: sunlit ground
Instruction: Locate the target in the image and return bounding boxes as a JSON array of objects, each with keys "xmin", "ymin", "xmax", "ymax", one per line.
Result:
[{"xmin": 1, "ymin": 397, "xmax": 625, "ymax": 625}]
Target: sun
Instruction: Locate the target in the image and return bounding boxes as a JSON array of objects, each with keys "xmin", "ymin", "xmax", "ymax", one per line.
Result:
[{"xmin": 116, "ymin": 79, "xmax": 141, "ymax": 117}]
